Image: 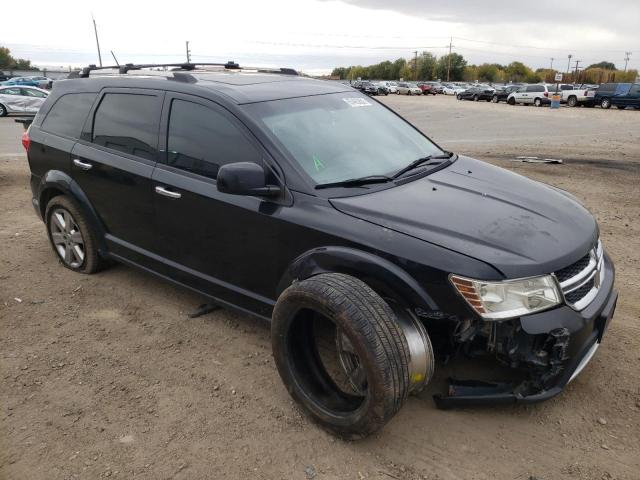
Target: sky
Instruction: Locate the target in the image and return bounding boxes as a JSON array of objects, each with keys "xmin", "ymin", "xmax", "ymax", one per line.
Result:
[{"xmin": 4, "ymin": 0, "xmax": 638, "ymax": 74}]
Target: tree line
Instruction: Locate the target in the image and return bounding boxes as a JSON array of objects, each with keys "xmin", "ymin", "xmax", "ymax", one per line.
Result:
[
  {"xmin": 0, "ymin": 47, "xmax": 37, "ymax": 71},
  {"xmin": 331, "ymin": 51, "xmax": 638, "ymax": 84}
]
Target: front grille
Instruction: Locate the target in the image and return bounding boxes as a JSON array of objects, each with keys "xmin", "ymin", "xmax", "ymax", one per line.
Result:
[
  {"xmin": 555, "ymin": 240, "xmax": 604, "ymax": 311},
  {"xmin": 555, "ymin": 253, "xmax": 591, "ymax": 282}
]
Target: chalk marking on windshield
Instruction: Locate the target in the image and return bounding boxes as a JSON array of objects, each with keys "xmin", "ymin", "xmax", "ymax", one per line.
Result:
[{"xmin": 343, "ymin": 97, "xmax": 372, "ymax": 108}]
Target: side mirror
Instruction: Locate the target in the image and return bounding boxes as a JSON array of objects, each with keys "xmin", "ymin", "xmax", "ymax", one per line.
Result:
[{"xmin": 216, "ymin": 162, "xmax": 281, "ymax": 197}]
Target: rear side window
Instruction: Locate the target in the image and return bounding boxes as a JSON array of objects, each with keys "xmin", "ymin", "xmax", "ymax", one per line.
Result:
[
  {"xmin": 41, "ymin": 93, "xmax": 96, "ymax": 139},
  {"xmin": 598, "ymin": 83, "xmax": 616, "ymax": 93},
  {"xmin": 166, "ymin": 99, "xmax": 261, "ymax": 180},
  {"xmin": 629, "ymin": 84, "xmax": 640, "ymax": 95},
  {"xmin": 92, "ymin": 93, "xmax": 159, "ymax": 160},
  {"xmin": 526, "ymin": 85, "xmax": 544, "ymax": 93}
]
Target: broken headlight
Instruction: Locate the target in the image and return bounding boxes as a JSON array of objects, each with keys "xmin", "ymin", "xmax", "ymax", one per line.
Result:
[{"xmin": 450, "ymin": 274, "xmax": 562, "ymax": 320}]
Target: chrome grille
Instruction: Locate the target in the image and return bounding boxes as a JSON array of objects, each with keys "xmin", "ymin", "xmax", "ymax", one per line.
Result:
[{"xmin": 556, "ymin": 240, "xmax": 604, "ymax": 311}]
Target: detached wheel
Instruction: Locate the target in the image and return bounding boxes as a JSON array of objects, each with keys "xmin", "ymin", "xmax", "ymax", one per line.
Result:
[
  {"xmin": 45, "ymin": 195, "xmax": 105, "ymax": 274},
  {"xmin": 272, "ymin": 273, "xmax": 432, "ymax": 438},
  {"xmin": 601, "ymin": 98, "xmax": 611, "ymax": 109}
]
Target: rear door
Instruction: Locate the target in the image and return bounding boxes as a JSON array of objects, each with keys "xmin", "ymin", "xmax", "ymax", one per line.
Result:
[
  {"xmin": 70, "ymin": 88, "xmax": 163, "ymax": 261},
  {"xmin": 20, "ymin": 88, "xmax": 48, "ymax": 113}
]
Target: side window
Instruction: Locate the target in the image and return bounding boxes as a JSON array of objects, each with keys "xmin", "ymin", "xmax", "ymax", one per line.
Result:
[
  {"xmin": 629, "ymin": 85, "xmax": 640, "ymax": 95},
  {"xmin": 1, "ymin": 88, "xmax": 20, "ymax": 96},
  {"xmin": 92, "ymin": 93, "xmax": 159, "ymax": 160},
  {"xmin": 166, "ymin": 99, "xmax": 262, "ymax": 180},
  {"xmin": 41, "ymin": 93, "xmax": 96, "ymax": 139},
  {"xmin": 21, "ymin": 88, "xmax": 47, "ymax": 98},
  {"xmin": 526, "ymin": 85, "xmax": 543, "ymax": 93}
]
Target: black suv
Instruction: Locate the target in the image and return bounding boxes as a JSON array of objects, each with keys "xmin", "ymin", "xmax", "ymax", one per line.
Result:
[
  {"xmin": 593, "ymin": 82, "xmax": 640, "ymax": 109},
  {"xmin": 24, "ymin": 62, "xmax": 617, "ymax": 438}
]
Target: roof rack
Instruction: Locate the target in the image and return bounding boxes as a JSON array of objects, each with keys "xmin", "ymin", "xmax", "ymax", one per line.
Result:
[{"xmin": 79, "ymin": 61, "xmax": 298, "ymax": 78}]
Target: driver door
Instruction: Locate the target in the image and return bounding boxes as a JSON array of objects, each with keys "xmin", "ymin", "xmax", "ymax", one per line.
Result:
[{"xmin": 151, "ymin": 93, "xmax": 286, "ymax": 314}]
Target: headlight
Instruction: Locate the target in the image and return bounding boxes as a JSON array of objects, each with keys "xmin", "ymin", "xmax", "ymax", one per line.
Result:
[{"xmin": 450, "ymin": 274, "xmax": 562, "ymax": 320}]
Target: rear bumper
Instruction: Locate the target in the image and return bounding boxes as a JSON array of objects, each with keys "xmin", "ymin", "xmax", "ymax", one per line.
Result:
[{"xmin": 435, "ymin": 254, "xmax": 617, "ymax": 408}]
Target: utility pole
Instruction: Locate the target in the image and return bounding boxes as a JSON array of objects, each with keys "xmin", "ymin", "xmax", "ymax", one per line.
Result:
[
  {"xmin": 566, "ymin": 54, "xmax": 573, "ymax": 74},
  {"xmin": 624, "ymin": 51, "xmax": 632, "ymax": 72},
  {"xmin": 550, "ymin": 57, "xmax": 554, "ymax": 70},
  {"xmin": 92, "ymin": 14, "xmax": 103, "ymax": 67},
  {"xmin": 574, "ymin": 59, "xmax": 581, "ymax": 83},
  {"xmin": 413, "ymin": 50, "xmax": 418, "ymax": 81},
  {"xmin": 446, "ymin": 37, "xmax": 453, "ymax": 82},
  {"xmin": 185, "ymin": 41, "xmax": 191, "ymax": 63}
]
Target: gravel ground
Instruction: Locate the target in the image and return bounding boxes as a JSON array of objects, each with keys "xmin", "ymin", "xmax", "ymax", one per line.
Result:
[{"xmin": 1, "ymin": 95, "xmax": 639, "ymax": 480}]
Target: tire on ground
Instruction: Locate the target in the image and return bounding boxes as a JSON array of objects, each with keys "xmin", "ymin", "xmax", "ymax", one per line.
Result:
[
  {"xmin": 271, "ymin": 272, "xmax": 411, "ymax": 438},
  {"xmin": 45, "ymin": 195, "xmax": 106, "ymax": 274}
]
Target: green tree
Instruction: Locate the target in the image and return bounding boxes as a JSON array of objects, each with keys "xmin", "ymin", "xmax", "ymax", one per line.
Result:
[
  {"xmin": 416, "ymin": 52, "xmax": 437, "ymax": 80},
  {"xmin": 0, "ymin": 46, "xmax": 36, "ymax": 70},
  {"xmin": 435, "ymin": 53, "xmax": 467, "ymax": 81},
  {"xmin": 505, "ymin": 61, "xmax": 531, "ymax": 82},
  {"xmin": 476, "ymin": 63, "xmax": 500, "ymax": 82},
  {"xmin": 587, "ymin": 61, "xmax": 616, "ymax": 70}
]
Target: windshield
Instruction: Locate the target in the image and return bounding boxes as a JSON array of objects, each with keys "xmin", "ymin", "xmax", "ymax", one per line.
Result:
[{"xmin": 244, "ymin": 92, "xmax": 444, "ymax": 185}]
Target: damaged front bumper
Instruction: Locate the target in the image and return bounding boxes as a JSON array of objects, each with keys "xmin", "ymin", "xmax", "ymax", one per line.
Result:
[{"xmin": 434, "ymin": 254, "xmax": 617, "ymax": 408}]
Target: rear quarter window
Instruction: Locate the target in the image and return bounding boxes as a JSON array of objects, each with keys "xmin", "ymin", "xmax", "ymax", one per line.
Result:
[{"xmin": 41, "ymin": 93, "xmax": 96, "ymax": 139}]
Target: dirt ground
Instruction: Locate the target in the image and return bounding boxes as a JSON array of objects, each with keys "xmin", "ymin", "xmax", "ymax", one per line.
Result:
[{"xmin": 1, "ymin": 95, "xmax": 639, "ymax": 480}]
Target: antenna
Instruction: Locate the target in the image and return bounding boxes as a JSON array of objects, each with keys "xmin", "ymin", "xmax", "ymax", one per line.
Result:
[
  {"xmin": 111, "ymin": 51, "xmax": 120, "ymax": 67},
  {"xmin": 91, "ymin": 13, "xmax": 103, "ymax": 67}
]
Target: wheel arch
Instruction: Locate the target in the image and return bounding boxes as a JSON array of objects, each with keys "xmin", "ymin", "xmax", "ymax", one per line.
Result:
[
  {"xmin": 38, "ymin": 170, "xmax": 108, "ymax": 254},
  {"xmin": 277, "ymin": 246, "xmax": 438, "ymax": 312}
]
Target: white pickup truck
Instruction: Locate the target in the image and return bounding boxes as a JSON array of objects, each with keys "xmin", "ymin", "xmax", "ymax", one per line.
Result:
[{"xmin": 559, "ymin": 85, "xmax": 597, "ymax": 107}]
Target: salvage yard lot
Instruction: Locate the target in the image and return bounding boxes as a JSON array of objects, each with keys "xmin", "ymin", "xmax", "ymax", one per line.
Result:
[{"xmin": 1, "ymin": 94, "xmax": 639, "ymax": 480}]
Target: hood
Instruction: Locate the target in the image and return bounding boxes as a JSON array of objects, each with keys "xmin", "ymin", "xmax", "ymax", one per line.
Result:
[{"xmin": 330, "ymin": 156, "xmax": 597, "ymax": 278}]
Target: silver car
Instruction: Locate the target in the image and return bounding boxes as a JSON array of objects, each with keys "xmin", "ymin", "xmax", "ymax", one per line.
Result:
[{"xmin": 0, "ymin": 86, "xmax": 49, "ymax": 116}]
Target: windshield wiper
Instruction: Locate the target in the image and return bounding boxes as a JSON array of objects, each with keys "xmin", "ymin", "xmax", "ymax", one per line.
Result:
[
  {"xmin": 392, "ymin": 151, "xmax": 454, "ymax": 179},
  {"xmin": 315, "ymin": 175, "xmax": 393, "ymax": 190}
]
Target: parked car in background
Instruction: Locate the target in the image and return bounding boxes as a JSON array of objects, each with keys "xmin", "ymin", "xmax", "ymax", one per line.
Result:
[
  {"xmin": 396, "ymin": 82, "xmax": 423, "ymax": 95},
  {"xmin": 507, "ymin": 84, "xmax": 553, "ymax": 107},
  {"xmin": 28, "ymin": 76, "xmax": 54, "ymax": 89},
  {"xmin": 442, "ymin": 83, "xmax": 467, "ymax": 96},
  {"xmin": 457, "ymin": 86, "xmax": 494, "ymax": 102},
  {"xmin": 593, "ymin": 83, "xmax": 640, "ymax": 109},
  {"xmin": 375, "ymin": 82, "xmax": 390, "ymax": 95},
  {"xmin": 0, "ymin": 86, "xmax": 49, "ymax": 116},
  {"xmin": 378, "ymin": 81, "xmax": 398, "ymax": 94},
  {"xmin": 491, "ymin": 85, "xmax": 521, "ymax": 103},
  {"xmin": 0, "ymin": 74, "xmax": 14, "ymax": 82},
  {"xmin": 429, "ymin": 83, "xmax": 445, "ymax": 94},
  {"xmin": 561, "ymin": 86, "xmax": 598, "ymax": 107},
  {"xmin": 417, "ymin": 83, "xmax": 437, "ymax": 95},
  {"xmin": 0, "ymin": 76, "xmax": 41, "ymax": 87}
]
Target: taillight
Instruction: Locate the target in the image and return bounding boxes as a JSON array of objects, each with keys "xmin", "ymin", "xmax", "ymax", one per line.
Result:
[
  {"xmin": 584, "ymin": 90, "xmax": 588, "ymax": 96},
  {"xmin": 544, "ymin": 92, "xmax": 549, "ymax": 97},
  {"xmin": 22, "ymin": 130, "xmax": 30, "ymax": 152}
]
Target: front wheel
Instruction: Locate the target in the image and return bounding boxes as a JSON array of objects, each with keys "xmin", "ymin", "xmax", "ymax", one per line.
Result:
[
  {"xmin": 508, "ymin": 97, "xmax": 516, "ymax": 105},
  {"xmin": 457, "ymin": 94, "xmax": 462, "ymax": 100},
  {"xmin": 491, "ymin": 95, "xmax": 499, "ymax": 103},
  {"xmin": 272, "ymin": 273, "xmax": 427, "ymax": 439},
  {"xmin": 601, "ymin": 98, "xmax": 611, "ymax": 109},
  {"xmin": 0, "ymin": 103, "xmax": 8, "ymax": 117},
  {"xmin": 473, "ymin": 94, "xmax": 479, "ymax": 102},
  {"xmin": 534, "ymin": 98, "xmax": 542, "ymax": 107},
  {"xmin": 567, "ymin": 96, "xmax": 578, "ymax": 107}
]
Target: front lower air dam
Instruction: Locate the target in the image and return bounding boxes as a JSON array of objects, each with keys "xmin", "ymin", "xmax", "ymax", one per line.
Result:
[{"xmin": 393, "ymin": 308, "xmax": 435, "ymax": 393}]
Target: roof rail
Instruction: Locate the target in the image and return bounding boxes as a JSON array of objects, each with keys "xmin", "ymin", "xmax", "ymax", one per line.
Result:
[{"xmin": 79, "ymin": 61, "xmax": 298, "ymax": 78}]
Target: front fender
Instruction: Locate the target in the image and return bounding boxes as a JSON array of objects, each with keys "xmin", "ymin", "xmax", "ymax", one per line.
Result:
[
  {"xmin": 277, "ymin": 246, "xmax": 438, "ymax": 311},
  {"xmin": 38, "ymin": 170, "xmax": 108, "ymax": 253}
]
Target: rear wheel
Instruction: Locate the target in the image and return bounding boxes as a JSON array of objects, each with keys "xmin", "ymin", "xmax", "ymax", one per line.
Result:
[
  {"xmin": 473, "ymin": 94, "xmax": 479, "ymax": 102},
  {"xmin": 534, "ymin": 97, "xmax": 542, "ymax": 107},
  {"xmin": 457, "ymin": 94, "xmax": 462, "ymax": 100},
  {"xmin": 567, "ymin": 96, "xmax": 578, "ymax": 107},
  {"xmin": 601, "ymin": 98, "xmax": 611, "ymax": 109},
  {"xmin": 45, "ymin": 196, "xmax": 105, "ymax": 274},
  {"xmin": 616, "ymin": 105, "xmax": 626, "ymax": 110},
  {"xmin": 0, "ymin": 103, "xmax": 7, "ymax": 117},
  {"xmin": 508, "ymin": 97, "xmax": 516, "ymax": 105},
  {"xmin": 272, "ymin": 273, "xmax": 432, "ymax": 438}
]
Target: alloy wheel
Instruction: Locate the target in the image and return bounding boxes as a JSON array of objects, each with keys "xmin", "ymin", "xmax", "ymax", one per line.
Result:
[{"xmin": 49, "ymin": 208, "xmax": 85, "ymax": 268}]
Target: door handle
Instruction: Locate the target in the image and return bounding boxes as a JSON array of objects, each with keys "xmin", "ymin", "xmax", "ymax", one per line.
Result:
[
  {"xmin": 73, "ymin": 159, "xmax": 93, "ymax": 170},
  {"xmin": 155, "ymin": 186, "xmax": 182, "ymax": 199}
]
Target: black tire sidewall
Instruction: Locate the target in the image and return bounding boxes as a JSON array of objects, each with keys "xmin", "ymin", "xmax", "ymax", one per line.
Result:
[
  {"xmin": 0, "ymin": 103, "xmax": 7, "ymax": 117},
  {"xmin": 272, "ymin": 274, "xmax": 410, "ymax": 438}
]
